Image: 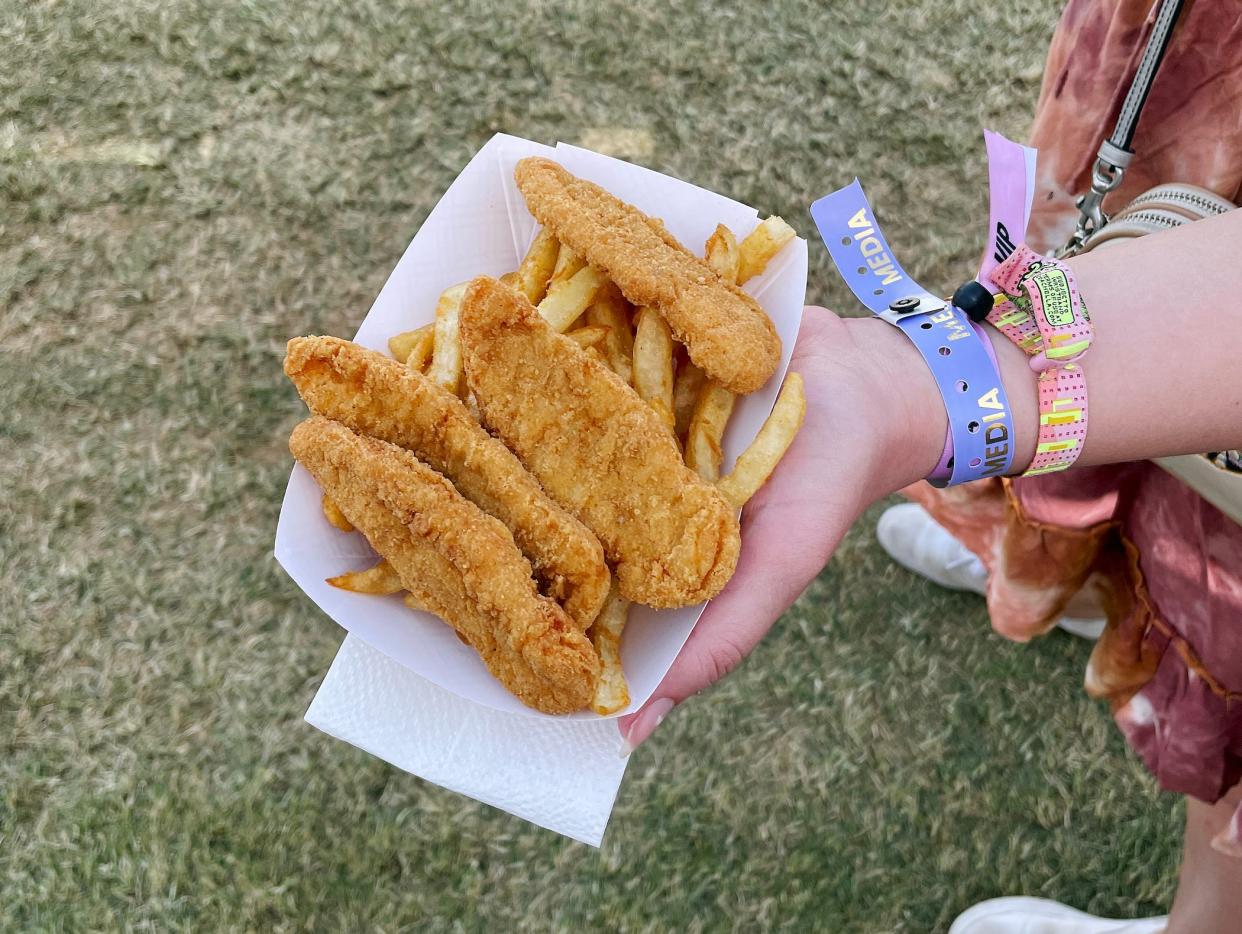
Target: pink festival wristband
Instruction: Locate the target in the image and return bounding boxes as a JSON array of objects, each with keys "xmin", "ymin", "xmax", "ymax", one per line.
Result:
[{"xmin": 986, "ymin": 245, "xmax": 1093, "ymax": 475}]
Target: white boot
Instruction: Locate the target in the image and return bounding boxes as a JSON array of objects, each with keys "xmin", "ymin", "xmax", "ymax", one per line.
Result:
[
  {"xmin": 949, "ymin": 897, "xmax": 1166, "ymax": 933},
  {"xmin": 876, "ymin": 504, "xmax": 1106, "ymax": 640}
]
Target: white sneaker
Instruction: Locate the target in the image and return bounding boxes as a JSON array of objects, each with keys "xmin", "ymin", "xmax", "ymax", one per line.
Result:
[
  {"xmin": 876, "ymin": 502, "xmax": 990, "ymax": 594},
  {"xmin": 876, "ymin": 504, "xmax": 1106, "ymax": 640},
  {"xmin": 949, "ymin": 897, "xmax": 1166, "ymax": 933}
]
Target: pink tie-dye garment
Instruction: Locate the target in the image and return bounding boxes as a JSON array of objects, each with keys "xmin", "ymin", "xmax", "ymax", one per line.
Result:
[{"xmin": 910, "ymin": 0, "xmax": 1242, "ymax": 823}]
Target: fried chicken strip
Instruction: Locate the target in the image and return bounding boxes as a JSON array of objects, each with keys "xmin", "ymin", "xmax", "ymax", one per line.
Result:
[
  {"xmin": 284, "ymin": 335, "xmax": 610, "ymax": 629},
  {"xmin": 513, "ymin": 157, "xmax": 781, "ymax": 394},
  {"xmin": 289, "ymin": 417, "xmax": 600, "ymax": 714},
  {"xmin": 460, "ymin": 276, "xmax": 741, "ymax": 608}
]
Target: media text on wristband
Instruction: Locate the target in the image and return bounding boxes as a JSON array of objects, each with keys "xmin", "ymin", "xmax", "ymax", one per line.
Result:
[{"xmin": 808, "ymin": 180, "xmax": 1015, "ymax": 486}]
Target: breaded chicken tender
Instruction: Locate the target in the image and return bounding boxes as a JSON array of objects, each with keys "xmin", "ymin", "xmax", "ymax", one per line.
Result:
[
  {"xmin": 284, "ymin": 336, "xmax": 610, "ymax": 629},
  {"xmin": 460, "ymin": 276, "xmax": 741, "ymax": 608},
  {"xmin": 289, "ymin": 417, "xmax": 600, "ymax": 714},
  {"xmin": 513, "ymin": 157, "xmax": 781, "ymax": 394}
]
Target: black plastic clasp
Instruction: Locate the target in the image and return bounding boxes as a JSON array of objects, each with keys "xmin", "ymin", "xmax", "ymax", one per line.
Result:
[{"xmin": 952, "ymin": 280, "xmax": 995, "ymax": 322}]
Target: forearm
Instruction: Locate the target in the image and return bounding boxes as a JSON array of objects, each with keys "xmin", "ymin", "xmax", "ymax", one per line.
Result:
[
  {"xmin": 872, "ymin": 207, "xmax": 1242, "ymax": 488},
  {"xmin": 1063, "ymin": 209, "xmax": 1242, "ymax": 464}
]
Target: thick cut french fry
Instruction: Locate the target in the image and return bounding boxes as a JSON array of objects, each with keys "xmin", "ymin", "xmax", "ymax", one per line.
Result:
[
  {"xmin": 406, "ymin": 327, "xmax": 435, "ymax": 372},
  {"xmin": 327, "ymin": 560, "xmax": 403, "ymax": 595},
  {"xmin": 588, "ymin": 583, "xmax": 630, "ymax": 716},
  {"xmin": 322, "ymin": 491, "xmax": 352, "ymax": 529},
  {"xmin": 537, "ymin": 264, "xmax": 606, "ymax": 333},
  {"xmin": 567, "ymin": 324, "xmax": 610, "ymax": 350},
  {"xmin": 550, "ymin": 242, "xmax": 585, "ymax": 283},
  {"xmin": 705, "ymin": 224, "xmax": 741, "ymax": 282},
  {"xmin": 388, "ymin": 323, "xmax": 433, "ymax": 364},
  {"xmin": 716, "ymin": 372, "xmax": 806, "ymax": 507},
  {"xmin": 499, "ymin": 271, "xmax": 520, "ymax": 289},
  {"xmin": 585, "ymin": 283, "xmax": 634, "ymax": 384},
  {"xmin": 428, "ymin": 283, "xmax": 468, "ymax": 394},
  {"xmin": 737, "ymin": 215, "xmax": 796, "ymax": 284},
  {"xmin": 672, "ymin": 359, "xmax": 706, "ymax": 441},
  {"xmin": 514, "ymin": 227, "xmax": 560, "ymax": 304},
  {"xmin": 321, "ymin": 495, "xmax": 354, "ymax": 532},
  {"xmin": 632, "ymin": 306, "xmax": 675, "ymax": 431},
  {"xmin": 685, "ymin": 381, "xmax": 736, "ymax": 482}
]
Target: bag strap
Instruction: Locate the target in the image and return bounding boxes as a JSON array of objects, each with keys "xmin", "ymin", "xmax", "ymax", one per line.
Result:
[{"xmin": 1059, "ymin": 0, "xmax": 1185, "ymax": 256}]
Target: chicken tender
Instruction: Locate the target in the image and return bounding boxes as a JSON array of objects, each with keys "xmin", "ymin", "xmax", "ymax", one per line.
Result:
[
  {"xmin": 284, "ymin": 335, "xmax": 610, "ymax": 628},
  {"xmin": 289, "ymin": 417, "xmax": 600, "ymax": 714},
  {"xmin": 513, "ymin": 157, "xmax": 781, "ymax": 394},
  {"xmin": 460, "ymin": 276, "xmax": 741, "ymax": 608}
]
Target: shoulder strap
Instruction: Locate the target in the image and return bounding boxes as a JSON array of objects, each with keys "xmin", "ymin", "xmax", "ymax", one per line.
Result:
[{"xmin": 1059, "ymin": 0, "xmax": 1185, "ymax": 256}]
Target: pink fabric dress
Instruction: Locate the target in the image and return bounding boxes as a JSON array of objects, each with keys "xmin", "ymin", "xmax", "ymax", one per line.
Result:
[{"xmin": 908, "ymin": 0, "xmax": 1242, "ymax": 837}]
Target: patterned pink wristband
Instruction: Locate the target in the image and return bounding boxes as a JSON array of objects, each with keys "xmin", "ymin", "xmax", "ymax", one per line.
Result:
[{"xmin": 986, "ymin": 245, "xmax": 1093, "ymax": 475}]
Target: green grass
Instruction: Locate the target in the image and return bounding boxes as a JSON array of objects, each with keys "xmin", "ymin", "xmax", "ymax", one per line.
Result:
[{"xmin": 1, "ymin": 1, "xmax": 1182, "ymax": 930}]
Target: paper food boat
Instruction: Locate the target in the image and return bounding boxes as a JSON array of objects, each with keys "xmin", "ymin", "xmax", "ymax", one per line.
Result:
[
  {"xmin": 275, "ymin": 133, "xmax": 807, "ymax": 720},
  {"xmin": 274, "ymin": 133, "xmax": 807, "ymax": 843}
]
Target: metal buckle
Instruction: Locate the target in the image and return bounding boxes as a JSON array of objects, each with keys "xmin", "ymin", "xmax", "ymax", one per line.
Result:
[
  {"xmin": 1059, "ymin": 148, "xmax": 1130, "ymax": 257},
  {"xmin": 877, "ymin": 294, "xmax": 946, "ymax": 326}
]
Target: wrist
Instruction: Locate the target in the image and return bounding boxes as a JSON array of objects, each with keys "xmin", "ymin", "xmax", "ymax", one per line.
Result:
[
  {"xmin": 839, "ymin": 316, "xmax": 949, "ymax": 496},
  {"xmin": 840, "ymin": 314, "xmax": 1042, "ymax": 493}
]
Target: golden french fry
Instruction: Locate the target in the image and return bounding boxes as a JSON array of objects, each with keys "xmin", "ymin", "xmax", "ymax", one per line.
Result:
[
  {"xmin": 514, "ymin": 227, "xmax": 560, "ymax": 304},
  {"xmin": 588, "ymin": 583, "xmax": 630, "ymax": 716},
  {"xmin": 685, "ymin": 381, "xmax": 736, "ymax": 482},
  {"xmin": 428, "ymin": 283, "xmax": 468, "ymax": 394},
  {"xmin": 717, "ymin": 373, "xmax": 806, "ymax": 508},
  {"xmin": 321, "ymin": 495, "xmax": 354, "ymax": 532},
  {"xmin": 406, "ymin": 327, "xmax": 435, "ymax": 372},
  {"xmin": 632, "ymin": 307, "xmax": 675, "ymax": 431},
  {"xmin": 388, "ymin": 323, "xmax": 433, "ymax": 364},
  {"xmin": 567, "ymin": 324, "xmax": 611, "ymax": 350},
  {"xmin": 737, "ymin": 215, "xmax": 796, "ymax": 284},
  {"xmin": 705, "ymin": 224, "xmax": 741, "ymax": 282},
  {"xmin": 327, "ymin": 560, "xmax": 403, "ymax": 595},
  {"xmin": 672, "ymin": 359, "xmax": 706, "ymax": 441},
  {"xmin": 537, "ymin": 264, "xmax": 606, "ymax": 333},
  {"xmin": 551, "ymin": 243, "xmax": 585, "ymax": 284},
  {"xmin": 586, "ymin": 283, "xmax": 635, "ymax": 384},
  {"xmin": 499, "ymin": 271, "xmax": 520, "ymax": 289}
]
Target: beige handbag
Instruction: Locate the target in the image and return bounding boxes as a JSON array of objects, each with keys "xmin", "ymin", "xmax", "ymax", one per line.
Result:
[
  {"xmin": 1071, "ymin": 185, "xmax": 1242, "ymax": 524},
  {"xmin": 1054, "ymin": 0, "xmax": 1241, "ymax": 525}
]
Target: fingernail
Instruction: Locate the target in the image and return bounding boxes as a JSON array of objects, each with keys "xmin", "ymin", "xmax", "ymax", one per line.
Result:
[{"xmin": 618, "ymin": 697, "xmax": 675, "ymax": 757}]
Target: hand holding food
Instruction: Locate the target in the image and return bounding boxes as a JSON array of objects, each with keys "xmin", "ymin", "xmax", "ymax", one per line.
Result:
[
  {"xmin": 282, "ymin": 159, "xmax": 805, "ymax": 714},
  {"xmin": 621, "ymin": 309, "xmax": 940, "ymax": 746}
]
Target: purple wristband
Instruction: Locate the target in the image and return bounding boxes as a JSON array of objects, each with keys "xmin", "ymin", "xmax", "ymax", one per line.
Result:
[
  {"xmin": 809, "ymin": 180, "xmax": 1016, "ymax": 485},
  {"xmin": 926, "ymin": 321, "xmax": 1000, "ymax": 483}
]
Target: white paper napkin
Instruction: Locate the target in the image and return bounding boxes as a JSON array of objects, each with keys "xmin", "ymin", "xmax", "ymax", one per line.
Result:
[
  {"xmin": 280, "ymin": 133, "xmax": 808, "ymax": 843},
  {"xmin": 307, "ymin": 636, "xmax": 627, "ymax": 847}
]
